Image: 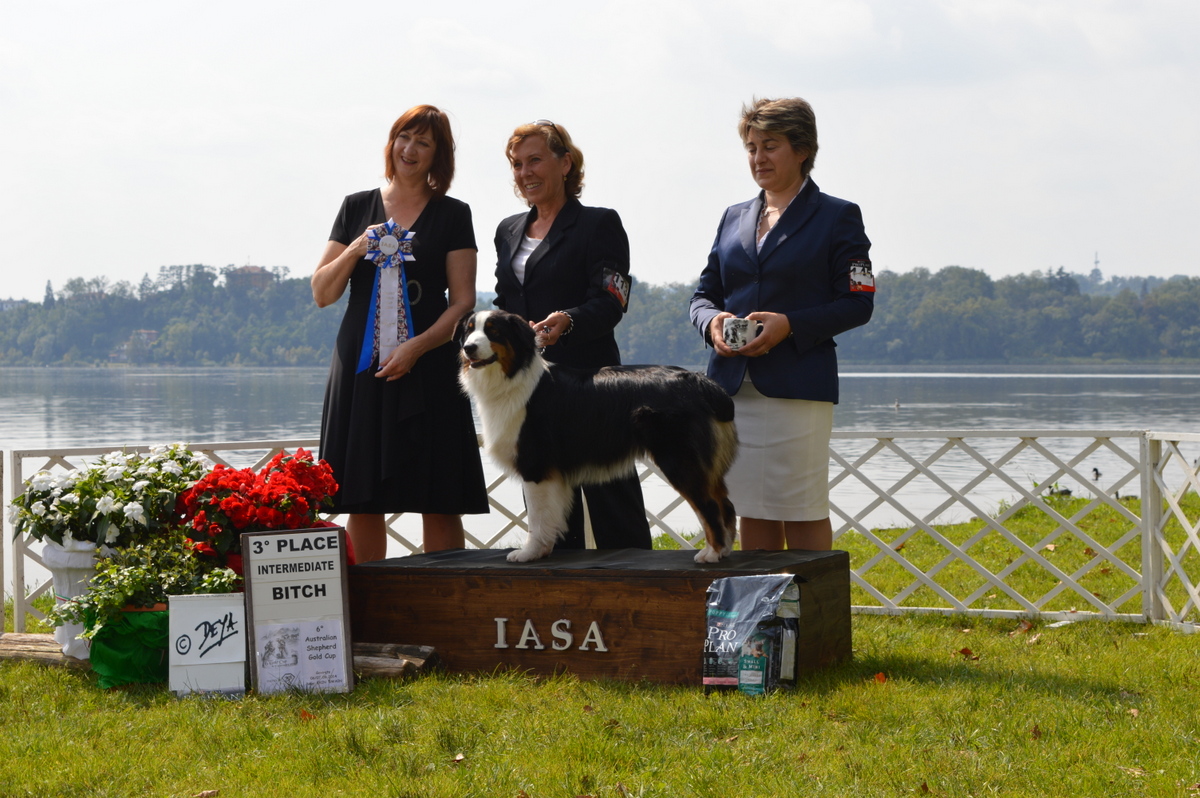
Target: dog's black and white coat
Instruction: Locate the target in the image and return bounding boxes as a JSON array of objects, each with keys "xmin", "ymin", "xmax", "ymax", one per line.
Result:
[{"xmin": 456, "ymin": 309, "xmax": 738, "ymax": 563}]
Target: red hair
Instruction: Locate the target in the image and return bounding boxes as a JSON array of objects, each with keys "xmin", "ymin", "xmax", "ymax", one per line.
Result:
[{"xmin": 383, "ymin": 105, "xmax": 456, "ymax": 196}]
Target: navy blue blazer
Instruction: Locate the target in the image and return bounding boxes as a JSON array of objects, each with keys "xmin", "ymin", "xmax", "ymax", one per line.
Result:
[
  {"xmin": 689, "ymin": 179, "xmax": 874, "ymax": 403},
  {"xmin": 494, "ymin": 198, "xmax": 631, "ymax": 368}
]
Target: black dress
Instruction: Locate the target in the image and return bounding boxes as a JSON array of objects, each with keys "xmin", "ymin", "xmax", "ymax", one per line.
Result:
[{"xmin": 320, "ymin": 188, "xmax": 487, "ymax": 515}]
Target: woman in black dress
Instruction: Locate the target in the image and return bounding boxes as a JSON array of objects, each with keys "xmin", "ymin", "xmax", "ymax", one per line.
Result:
[
  {"xmin": 313, "ymin": 105, "xmax": 487, "ymax": 562},
  {"xmin": 493, "ymin": 120, "xmax": 651, "ymax": 550}
]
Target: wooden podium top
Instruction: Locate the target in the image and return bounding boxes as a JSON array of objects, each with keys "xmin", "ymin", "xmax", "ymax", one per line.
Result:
[{"xmin": 353, "ymin": 547, "xmax": 847, "ymax": 579}]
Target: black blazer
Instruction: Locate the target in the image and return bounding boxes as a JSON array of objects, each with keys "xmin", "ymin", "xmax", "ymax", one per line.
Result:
[
  {"xmin": 494, "ymin": 198, "xmax": 631, "ymax": 368},
  {"xmin": 689, "ymin": 179, "xmax": 874, "ymax": 403}
]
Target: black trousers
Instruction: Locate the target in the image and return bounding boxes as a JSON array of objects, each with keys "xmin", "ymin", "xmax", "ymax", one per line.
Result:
[{"xmin": 555, "ymin": 470, "xmax": 653, "ymax": 550}]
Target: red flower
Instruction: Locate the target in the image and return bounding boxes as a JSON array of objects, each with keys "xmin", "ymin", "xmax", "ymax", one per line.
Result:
[
  {"xmin": 178, "ymin": 449, "xmax": 338, "ymax": 556},
  {"xmin": 192, "ymin": 540, "xmax": 218, "ymax": 557}
]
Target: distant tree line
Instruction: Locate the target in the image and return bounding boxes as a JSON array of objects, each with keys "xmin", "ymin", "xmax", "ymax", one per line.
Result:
[
  {"xmin": 836, "ymin": 267, "xmax": 1200, "ymax": 363},
  {"xmin": 0, "ymin": 266, "xmax": 341, "ymax": 367},
  {"xmin": 1, "ymin": 265, "xmax": 1198, "ymax": 367}
]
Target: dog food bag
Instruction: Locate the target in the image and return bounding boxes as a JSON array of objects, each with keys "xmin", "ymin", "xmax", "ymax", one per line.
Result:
[{"xmin": 703, "ymin": 574, "xmax": 800, "ymax": 695}]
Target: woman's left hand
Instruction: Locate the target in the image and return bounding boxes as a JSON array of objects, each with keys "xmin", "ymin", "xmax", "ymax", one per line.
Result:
[
  {"xmin": 375, "ymin": 338, "xmax": 423, "ymax": 381},
  {"xmin": 737, "ymin": 311, "xmax": 791, "ymax": 358},
  {"xmin": 529, "ymin": 312, "xmax": 570, "ymax": 348}
]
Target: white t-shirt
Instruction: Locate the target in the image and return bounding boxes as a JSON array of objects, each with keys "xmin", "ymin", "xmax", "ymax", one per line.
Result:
[{"xmin": 512, "ymin": 235, "xmax": 542, "ymax": 284}]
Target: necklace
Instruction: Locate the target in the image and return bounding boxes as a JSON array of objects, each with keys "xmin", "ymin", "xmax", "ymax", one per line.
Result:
[{"xmin": 759, "ymin": 192, "xmax": 797, "ymax": 237}]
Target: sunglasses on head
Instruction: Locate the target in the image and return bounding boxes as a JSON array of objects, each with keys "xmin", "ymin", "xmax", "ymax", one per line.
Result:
[{"xmin": 532, "ymin": 119, "xmax": 566, "ymax": 148}]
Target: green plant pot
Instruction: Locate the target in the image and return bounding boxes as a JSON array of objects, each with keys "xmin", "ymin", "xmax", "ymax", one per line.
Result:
[{"xmin": 88, "ymin": 606, "xmax": 169, "ymax": 689}]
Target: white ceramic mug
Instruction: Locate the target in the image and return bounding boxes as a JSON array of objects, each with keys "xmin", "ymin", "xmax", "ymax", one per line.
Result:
[{"xmin": 723, "ymin": 317, "xmax": 763, "ymax": 351}]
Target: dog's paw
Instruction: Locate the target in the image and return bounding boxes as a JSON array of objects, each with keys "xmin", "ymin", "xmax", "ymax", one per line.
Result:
[
  {"xmin": 694, "ymin": 545, "xmax": 724, "ymax": 564},
  {"xmin": 506, "ymin": 545, "xmax": 549, "ymax": 563}
]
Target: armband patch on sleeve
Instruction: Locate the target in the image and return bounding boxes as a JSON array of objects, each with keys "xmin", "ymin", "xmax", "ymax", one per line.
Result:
[
  {"xmin": 602, "ymin": 268, "xmax": 631, "ymax": 309},
  {"xmin": 849, "ymin": 259, "xmax": 875, "ymax": 293}
]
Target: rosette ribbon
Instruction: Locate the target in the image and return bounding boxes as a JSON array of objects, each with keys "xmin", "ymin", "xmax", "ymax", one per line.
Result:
[{"xmin": 357, "ymin": 218, "xmax": 416, "ymax": 373}]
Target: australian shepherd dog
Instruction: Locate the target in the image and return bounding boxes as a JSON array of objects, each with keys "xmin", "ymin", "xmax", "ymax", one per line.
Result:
[{"xmin": 456, "ymin": 309, "xmax": 739, "ymax": 563}]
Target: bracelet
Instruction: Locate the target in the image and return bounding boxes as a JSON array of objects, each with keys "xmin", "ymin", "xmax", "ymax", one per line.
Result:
[{"xmin": 554, "ymin": 310, "xmax": 575, "ymax": 336}]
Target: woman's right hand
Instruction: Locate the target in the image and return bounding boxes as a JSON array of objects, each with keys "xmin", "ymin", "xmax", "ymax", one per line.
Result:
[
  {"xmin": 312, "ymin": 224, "xmax": 381, "ymax": 308},
  {"xmin": 349, "ymin": 224, "xmax": 382, "ymax": 260},
  {"xmin": 709, "ymin": 311, "xmax": 738, "ymax": 358}
]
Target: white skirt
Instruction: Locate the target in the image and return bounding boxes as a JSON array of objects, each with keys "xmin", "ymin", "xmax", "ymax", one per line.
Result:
[{"xmin": 726, "ymin": 380, "xmax": 833, "ymax": 522}]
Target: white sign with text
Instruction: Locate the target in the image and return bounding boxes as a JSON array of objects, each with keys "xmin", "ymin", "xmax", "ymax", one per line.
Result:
[
  {"xmin": 243, "ymin": 527, "xmax": 353, "ymax": 694},
  {"xmin": 169, "ymin": 592, "xmax": 247, "ymax": 697}
]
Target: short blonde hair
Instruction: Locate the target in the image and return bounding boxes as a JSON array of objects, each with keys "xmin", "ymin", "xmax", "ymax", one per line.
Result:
[
  {"xmin": 506, "ymin": 121, "xmax": 585, "ymax": 202},
  {"xmin": 738, "ymin": 97, "xmax": 818, "ymax": 177}
]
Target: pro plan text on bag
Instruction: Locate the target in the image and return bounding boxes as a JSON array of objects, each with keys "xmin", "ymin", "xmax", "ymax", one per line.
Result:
[{"xmin": 703, "ymin": 575, "xmax": 800, "ymax": 695}]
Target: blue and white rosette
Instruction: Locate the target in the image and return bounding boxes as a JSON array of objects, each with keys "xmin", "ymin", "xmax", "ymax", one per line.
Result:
[{"xmin": 357, "ymin": 218, "xmax": 416, "ymax": 373}]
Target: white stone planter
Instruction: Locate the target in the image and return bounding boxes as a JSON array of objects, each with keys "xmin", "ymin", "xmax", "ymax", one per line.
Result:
[{"xmin": 41, "ymin": 536, "xmax": 98, "ymax": 660}]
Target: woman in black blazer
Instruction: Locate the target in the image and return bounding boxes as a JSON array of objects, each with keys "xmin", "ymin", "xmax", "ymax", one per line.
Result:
[
  {"xmin": 493, "ymin": 120, "xmax": 651, "ymax": 550},
  {"xmin": 690, "ymin": 98, "xmax": 875, "ymax": 552}
]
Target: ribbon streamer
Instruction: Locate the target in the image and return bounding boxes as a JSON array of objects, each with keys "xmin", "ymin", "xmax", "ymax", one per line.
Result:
[{"xmin": 357, "ymin": 219, "xmax": 416, "ymax": 373}]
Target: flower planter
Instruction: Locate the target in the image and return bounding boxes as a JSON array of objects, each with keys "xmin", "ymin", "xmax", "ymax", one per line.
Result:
[
  {"xmin": 41, "ymin": 537, "xmax": 98, "ymax": 660},
  {"xmin": 88, "ymin": 604, "xmax": 170, "ymax": 689}
]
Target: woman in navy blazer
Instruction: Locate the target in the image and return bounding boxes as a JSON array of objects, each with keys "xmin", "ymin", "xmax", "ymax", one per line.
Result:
[
  {"xmin": 690, "ymin": 98, "xmax": 875, "ymax": 551},
  {"xmin": 494, "ymin": 120, "xmax": 651, "ymax": 550}
]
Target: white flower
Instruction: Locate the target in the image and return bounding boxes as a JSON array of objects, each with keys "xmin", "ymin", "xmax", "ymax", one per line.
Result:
[
  {"xmin": 103, "ymin": 451, "xmax": 128, "ymax": 466},
  {"xmin": 105, "ymin": 526, "xmax": 120, "ymax": 544},
  {"xmin": 105, "ymin": 466, "xmax": 128, "ymax": 481},
  {"xmin": 160, "ymin": 460, "xmax": 183, "ymax": 476},
  {"xmin": 96, "ymin": 495, "xmax": 118, "ymax": 514},
  {"xmin": 59, "ymin": 493, "xmax": 79, "ymax": 504},
  {"xmin": 31, "ymin": 501, "xmax": 47, "ymax": 517},
  {"xmin": 57, "ymin": 474, "xmax": 76, "ymax": 490},
  {"xmin": 7, "ymin": 504, "xmax": 21, "ymax": 524},
  {"xmin": 123, "ymin": 502, "xmax": 146, "ymax": 525},
  {"xmin": 136, "ymin": 465, "xmax": 155, "ymax": 476},
  {"xmin": 131, "ymin": 480, "xmax": 151, "ymax": 493},
  {"xmin": 30, "ymin": 472, "xmax": 55, "ymax": 491}
]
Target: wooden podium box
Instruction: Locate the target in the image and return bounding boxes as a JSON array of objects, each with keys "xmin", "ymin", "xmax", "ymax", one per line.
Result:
[{"xmin": 349, "ymin": 548, "xmax": 851, "ymax": 684}]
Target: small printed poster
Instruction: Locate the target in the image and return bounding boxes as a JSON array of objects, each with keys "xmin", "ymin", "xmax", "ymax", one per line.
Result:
[{"xmin": 255, "ymin": 618, "xmax": 348, "ymax": 694}]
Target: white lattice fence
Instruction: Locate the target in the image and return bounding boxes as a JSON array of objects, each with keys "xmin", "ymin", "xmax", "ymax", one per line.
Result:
[
  {"xmin": 829, "ymin": 430, "xmax": 1200, "ymax": 628},
  {"xmin": 5, "ymin": 431, "xmax": 1200, "ymax": 633},
  {"xmin": 1146, "ymin": 433, "xmax": 1200, "ymax": 627}
]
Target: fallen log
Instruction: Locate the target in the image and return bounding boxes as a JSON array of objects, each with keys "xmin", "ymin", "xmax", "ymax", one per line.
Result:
[
  {"xmin": 0, "ymin": 633, "xmax": 91, "ymax": 670},
  {"xmin": 352, "ymin": 641, "xmax": 439, "ymax": 679},
  {"xmin": 2, "ymin": 633, "xmax": 438, "ymax": 680}
]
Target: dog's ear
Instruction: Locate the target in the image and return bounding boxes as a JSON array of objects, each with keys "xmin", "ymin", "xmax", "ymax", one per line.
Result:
[
  {"xmin": 453, "ymin": 310, "xmax": 475, "ymax": 346},
  {"xmin": 508, "ymin": 312, "xmax": 537, "ymax": 348}
]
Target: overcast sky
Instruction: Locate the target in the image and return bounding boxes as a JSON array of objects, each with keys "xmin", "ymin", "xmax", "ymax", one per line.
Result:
[{"xmin": 2, "ymin": 1, "xmax": 1197, "ymax": 302}]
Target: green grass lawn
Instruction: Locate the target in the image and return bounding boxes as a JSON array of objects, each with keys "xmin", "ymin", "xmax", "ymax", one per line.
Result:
[
  {"xmin": 4, "ymin": 492, "xmax": 1198, "ymax": 796},
  {"xmin": 3, "ymin": 614, "xmax": 1198, "ymax": 797}
]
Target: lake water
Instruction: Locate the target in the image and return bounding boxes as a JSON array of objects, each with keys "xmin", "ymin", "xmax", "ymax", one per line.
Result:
[
  {"xmin": 3, "ymin": 365, "xmax": 1199, "ymax": 581},
  {"xmin": 3, "ymin": 364, "xmax": 1197, "ymax": 451}
]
